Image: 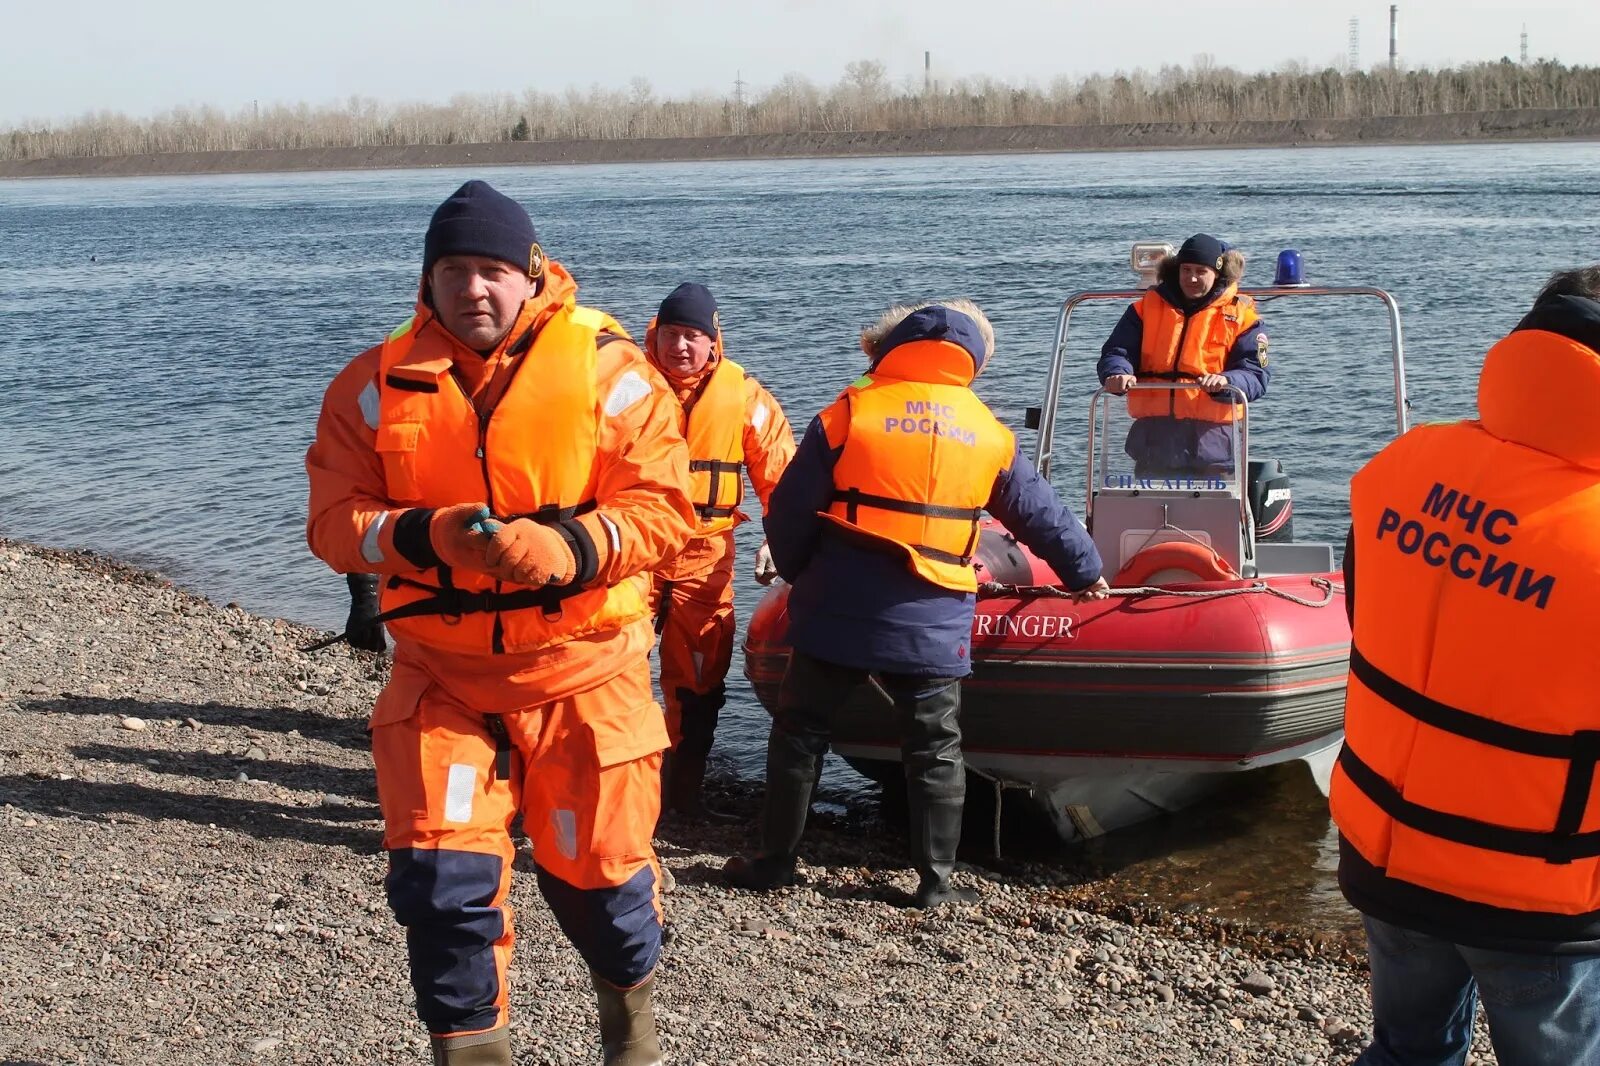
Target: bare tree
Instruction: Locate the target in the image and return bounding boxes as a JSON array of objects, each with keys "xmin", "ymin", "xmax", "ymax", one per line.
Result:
[{"xmin": 5, "ymin": 59, "xmax": 1599, "ymax": 161}]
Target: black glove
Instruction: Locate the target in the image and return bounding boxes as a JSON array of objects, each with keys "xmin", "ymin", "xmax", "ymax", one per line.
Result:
[{"xmin": 344, "ymin": 573, "xmax": 387, "ymax": 653}]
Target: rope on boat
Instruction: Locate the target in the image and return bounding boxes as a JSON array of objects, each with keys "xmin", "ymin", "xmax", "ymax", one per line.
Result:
[
  {"xmin": 957, "ymin": 765, "xmax": 1031, "ymax": 860},
  {"xmin": 979, "ymin": 576, "xmax": 1344, "ymax": 609}
]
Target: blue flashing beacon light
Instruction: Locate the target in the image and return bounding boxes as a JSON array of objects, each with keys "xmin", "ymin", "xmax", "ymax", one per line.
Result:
[{"xmin": 1274, "ymin": 249, "xmax": 1307, "ymax": 287}]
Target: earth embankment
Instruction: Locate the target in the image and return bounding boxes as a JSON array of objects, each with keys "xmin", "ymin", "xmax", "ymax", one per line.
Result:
[{"xmin": 3, "ymin": 107, "xmax": 1596, "ymax": 179}]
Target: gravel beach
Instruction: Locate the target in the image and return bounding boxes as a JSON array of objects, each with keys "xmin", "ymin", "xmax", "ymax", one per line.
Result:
[{"xmin": 0, "ymin": 540, "xmax": 1500, "ymax": 1065}]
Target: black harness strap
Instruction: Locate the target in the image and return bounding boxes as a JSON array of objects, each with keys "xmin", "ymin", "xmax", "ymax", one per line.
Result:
[
  {"xmin": 689, "ymin": 459, "xmax": 745, "ymax": 519},
  {"xmin": 829, "ymin": 487, "xmax": 983, "ymax": 565},
  {"xmin": 1347, "ymin": 645, "xmax": 1600, "ymax": 864},
  {"xmin": 484, "ymin": 714, "xmax": 514, "ymax": 783},
  {"xmin": 653, "ymin": 580, "xmax": 675, "ymax": 636},
  {"xmin": 301, "ymin": 503, "xmax": 602, "ymax": 653},
  {"xmin": 300, "ymin": 577, "xmax": 590, "ymax": 652},
  {"xmin": 501, "ymin": 499, "xmax": 598, "ymax": 524},
  {"xmin": 1339, "ymin": 746, "xmax": 1600, "ymax": 864}
]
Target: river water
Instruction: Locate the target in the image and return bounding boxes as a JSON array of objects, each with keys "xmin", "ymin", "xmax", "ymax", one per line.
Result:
[{"xmin": 5, "ymin": 142, "xmax": 1599, "ymax": 931}]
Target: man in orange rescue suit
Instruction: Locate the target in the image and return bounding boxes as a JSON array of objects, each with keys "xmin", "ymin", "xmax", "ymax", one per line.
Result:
[
  {"xmin": 723, "ymin": 299, "xmax": 1109, "ymax": 907},
  {"xmin": 305, "ymin": 180, "xmax": 693, "ymax": 1066},
  {"xmin": 644, "ymin": 282, "xmax": 795, "ymax": 821},
  {"xmin": 1333, "ymin": 266, "xmax": 1600, "ymax": 1065},
  {"xmin": 1097, "ymin": 233, "xmax": 1269, "ymax": 479}
]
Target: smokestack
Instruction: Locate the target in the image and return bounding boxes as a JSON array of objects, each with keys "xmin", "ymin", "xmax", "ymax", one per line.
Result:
[
  {"xmin": 924, "ymin": 51, "xmax": 931, "ymax": 94},
  {"xmin": 1389, "ymin": 5, "xmax": 1398, "ymax": 71}
]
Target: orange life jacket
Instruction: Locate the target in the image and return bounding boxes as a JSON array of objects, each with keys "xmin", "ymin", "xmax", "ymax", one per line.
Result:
[
  {"xmin": 373, "ymin": 305, "xmax": 649, "ymax": 655},
  {"xmin": 683, "ymin": 357, "xmax": 747, "ymax": 537},
  {"xmin": 821, "ymin": 339, "xmax": 1015, "ymax": 592},
  {"xmin": 1127, "ymin": 285, "xmax": 1258, "ymax": 423},
  {"xmin": 1332, "ymin": 324, "xmax": 1600, "ymax": 918}
]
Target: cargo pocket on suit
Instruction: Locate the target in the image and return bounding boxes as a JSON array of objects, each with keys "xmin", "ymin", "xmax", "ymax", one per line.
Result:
[
  {"xmin": 374, "ymin": 421, "xmax": 425, "ymax": 503},
  {"xmin": 369, "ymin": 664, "xmax": 433, "ymax": 825}
]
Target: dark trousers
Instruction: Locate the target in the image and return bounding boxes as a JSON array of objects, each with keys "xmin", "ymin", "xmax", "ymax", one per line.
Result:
[{"xmin": 760, "ymin": 651, "xmax": 966, "ymax": 888}]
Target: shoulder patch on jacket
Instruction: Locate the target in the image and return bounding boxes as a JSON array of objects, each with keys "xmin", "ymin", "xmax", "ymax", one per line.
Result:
[
  {"xmin": 604, "ymin": 370, "xmax": 653, "ymax": 417},
  {"xmin": 1256, "ymin": 334, "xmax": 1269, "ymax": 366},
  {"xmin": 358, "ymin": 379, "xmax": 381, "ymax": 430}
]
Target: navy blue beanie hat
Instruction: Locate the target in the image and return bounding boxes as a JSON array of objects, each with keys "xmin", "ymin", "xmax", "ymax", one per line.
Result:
[
  {"xmin": 1176, "ymin": 233, "xmax": 1228, "ymax": 271},
  {"xmin": 656, "ymin": 282, "xmax": 719, "ymax": 337},
  {"xmin": 423, "ymin": 180, "xmax": 542, "ymax": 276}
]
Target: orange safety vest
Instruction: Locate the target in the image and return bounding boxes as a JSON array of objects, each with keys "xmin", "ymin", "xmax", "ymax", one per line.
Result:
[
  {"xmin": 1127, "ymin": 286, "xmax": 1258, "ymax": 423},
  {"xmin": 683, "ymin": 358, "xmax": 747, "ymax": 537},
  {"xmin": 1333, "ymin": 328, "xmax": 1600, "ymax": 918},
  {"xmin": 372, "ymin": 305, "xmax": 649, "ymax": 655},
  {"xmin": 821, "ymin": 339, "xmax": 1015, "ymax": 592}
]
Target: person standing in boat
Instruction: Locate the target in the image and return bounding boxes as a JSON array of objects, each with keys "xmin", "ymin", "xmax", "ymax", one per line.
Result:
[
  {"xmin": 305, "ymin": 180, "xmax": 694, "ymax": 1066},
  {"xmin": 1334, "ymin": 266, "xmax": 1600, "ymax": 1064},
  {"xmin": 1097, "ymin": 233, "xmax": 1270, "ymax": 480},
  {"xmin": 723, "ymin": 299, "xmax": 1109, "ymax": 908},
  {"xmin": 642, "ymin": 282, "xmax": 796, "ymax": 823}
]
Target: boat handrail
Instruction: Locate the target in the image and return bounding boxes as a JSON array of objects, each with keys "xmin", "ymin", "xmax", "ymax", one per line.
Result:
[
  {"xmin": 1086, "ymin": 382, "xmax": 1252, "ymax": 544},
  {"xmin": 1035, "ymin": 285, "xmax": 1407, "ymax": 480}
]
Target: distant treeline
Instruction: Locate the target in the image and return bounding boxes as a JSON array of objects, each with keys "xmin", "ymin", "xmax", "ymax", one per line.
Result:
[{"xmin": 7, "ymin": 58, "xmax": 1600, "ymax": 161}]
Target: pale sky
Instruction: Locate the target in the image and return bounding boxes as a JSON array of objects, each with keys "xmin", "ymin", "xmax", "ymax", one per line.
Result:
[{"xmin": 3, "ymin": 0, "xmax": 1596, "ymax": 127}]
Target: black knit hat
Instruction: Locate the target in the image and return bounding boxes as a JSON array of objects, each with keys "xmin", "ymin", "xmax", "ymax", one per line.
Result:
[
  {"xmin": 423, "ymin": 180, "xmax": 543, "ymax": 277},
  {"xmin": 656, "ymin": 282, "xmax": 719, "ymax": 337},
  {"xmin": 1176, "ymin": 233, "xmax": 1228, "ymax": 272}
]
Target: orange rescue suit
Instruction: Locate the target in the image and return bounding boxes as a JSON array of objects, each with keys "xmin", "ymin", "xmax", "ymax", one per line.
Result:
[
  {"xmin": 305, "ymin": 262, "xmax": 695, "ymax": 1036},
  {"xmin": 1127, "ymin": 285, "xmax": 1259, "ymax": 423},
  {"xmin": 821, "ymin": 338, "xmax": 1015, "ymax": 593},
  {"xmin": 643, "ymin": 320, "xmax": 795, "ymax": 745},
  {"xmin": 1333, "ymin": 324, "xmax": 1600, "ymax": 920}
]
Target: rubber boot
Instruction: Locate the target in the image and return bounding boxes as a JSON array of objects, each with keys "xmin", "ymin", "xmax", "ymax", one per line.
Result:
[
  {"xmin": 666, "ymin": 687, "xmax": 739, "ymax": 825},
  {"xmin": 430, "ymin": 1027, "xmax": 512, "ymax": 1066},
  {"xmin": 593, "ymin": 970, "xmax": 664, "ymax": 1066},
  {"xmin": 902, "ymin": 680, "xmax": 981, "ymax": 908},
  {"xmin": 722, "ymin": 723, "xmax": 819, "ymax": 890}
]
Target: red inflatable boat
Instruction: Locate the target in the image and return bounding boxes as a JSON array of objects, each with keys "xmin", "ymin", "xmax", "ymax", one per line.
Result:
[{"xmin": 744, "ymin": 255, "xmax": 1411, "ymax": 840}]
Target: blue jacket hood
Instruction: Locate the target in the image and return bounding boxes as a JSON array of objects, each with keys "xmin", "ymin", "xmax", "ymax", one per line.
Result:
[{"xmin": 874, "ymin": 307, "xmax": 990, "ymax": 376}]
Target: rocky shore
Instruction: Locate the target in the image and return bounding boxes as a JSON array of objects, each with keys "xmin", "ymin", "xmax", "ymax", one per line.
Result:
[
  {"xmin": 3, "ymin": 108, "xmax": 1597, "ymax": 180},
  {"xmin": 0, "ymin": 540, "xmax": 1498, "ymax": 1064}
]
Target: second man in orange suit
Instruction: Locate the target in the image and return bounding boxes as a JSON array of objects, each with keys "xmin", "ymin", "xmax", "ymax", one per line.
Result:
[{"xmin": 644, "ymin": 283, "xmax": 795, "ymax": 821}]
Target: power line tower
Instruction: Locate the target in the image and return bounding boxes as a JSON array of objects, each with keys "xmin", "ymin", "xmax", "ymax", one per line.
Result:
[
  {"xmin": 1520, "ymin": 24, "xmax": 1529, "ymax": 65},
  {"xmin": 731, "ymin": 70, "xmax": 747, "ymax": 134},
  {"xmin": 1347, "ymin": 18, "xmax": 1361, "ymax": 73}
]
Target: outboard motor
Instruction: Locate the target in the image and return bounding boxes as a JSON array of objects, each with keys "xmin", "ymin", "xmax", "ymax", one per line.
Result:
[
  {"xmin": 974, "ymin": 527, "xmax": 1036, "ymax": 585},
  {"xmin": 1247, "ymin": 459, "xmax": 1294, "ymax": 543}
]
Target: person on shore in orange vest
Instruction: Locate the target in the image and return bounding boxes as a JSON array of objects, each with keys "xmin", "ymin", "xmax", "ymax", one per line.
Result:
[
  {"xmin": 1097, "ymin": 234, "xmax": 1269, "ymax": 479},
  {"xmin": 643, "ymin": 282, "xmax": 795, "ymax": 822},
  {"xmin": 305, "ymin": 180, "xmax": 694, "ymax": 1066},
  {"xmin": 722, "ymin": 299, "xmax": 1108, "ymax": 907},
  {"xmin": 1333, "ymin": 266, "xmax": 1600, "ymax": 1065}
]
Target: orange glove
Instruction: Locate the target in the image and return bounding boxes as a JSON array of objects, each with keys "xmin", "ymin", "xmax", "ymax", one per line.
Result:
[
  {"xmin": 484, "ymin": 519, "xmax": 577, "ymax": 587},
  {"xmin": 428, "ymin": 502, "xmax": 497, "ymax": 572}
]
